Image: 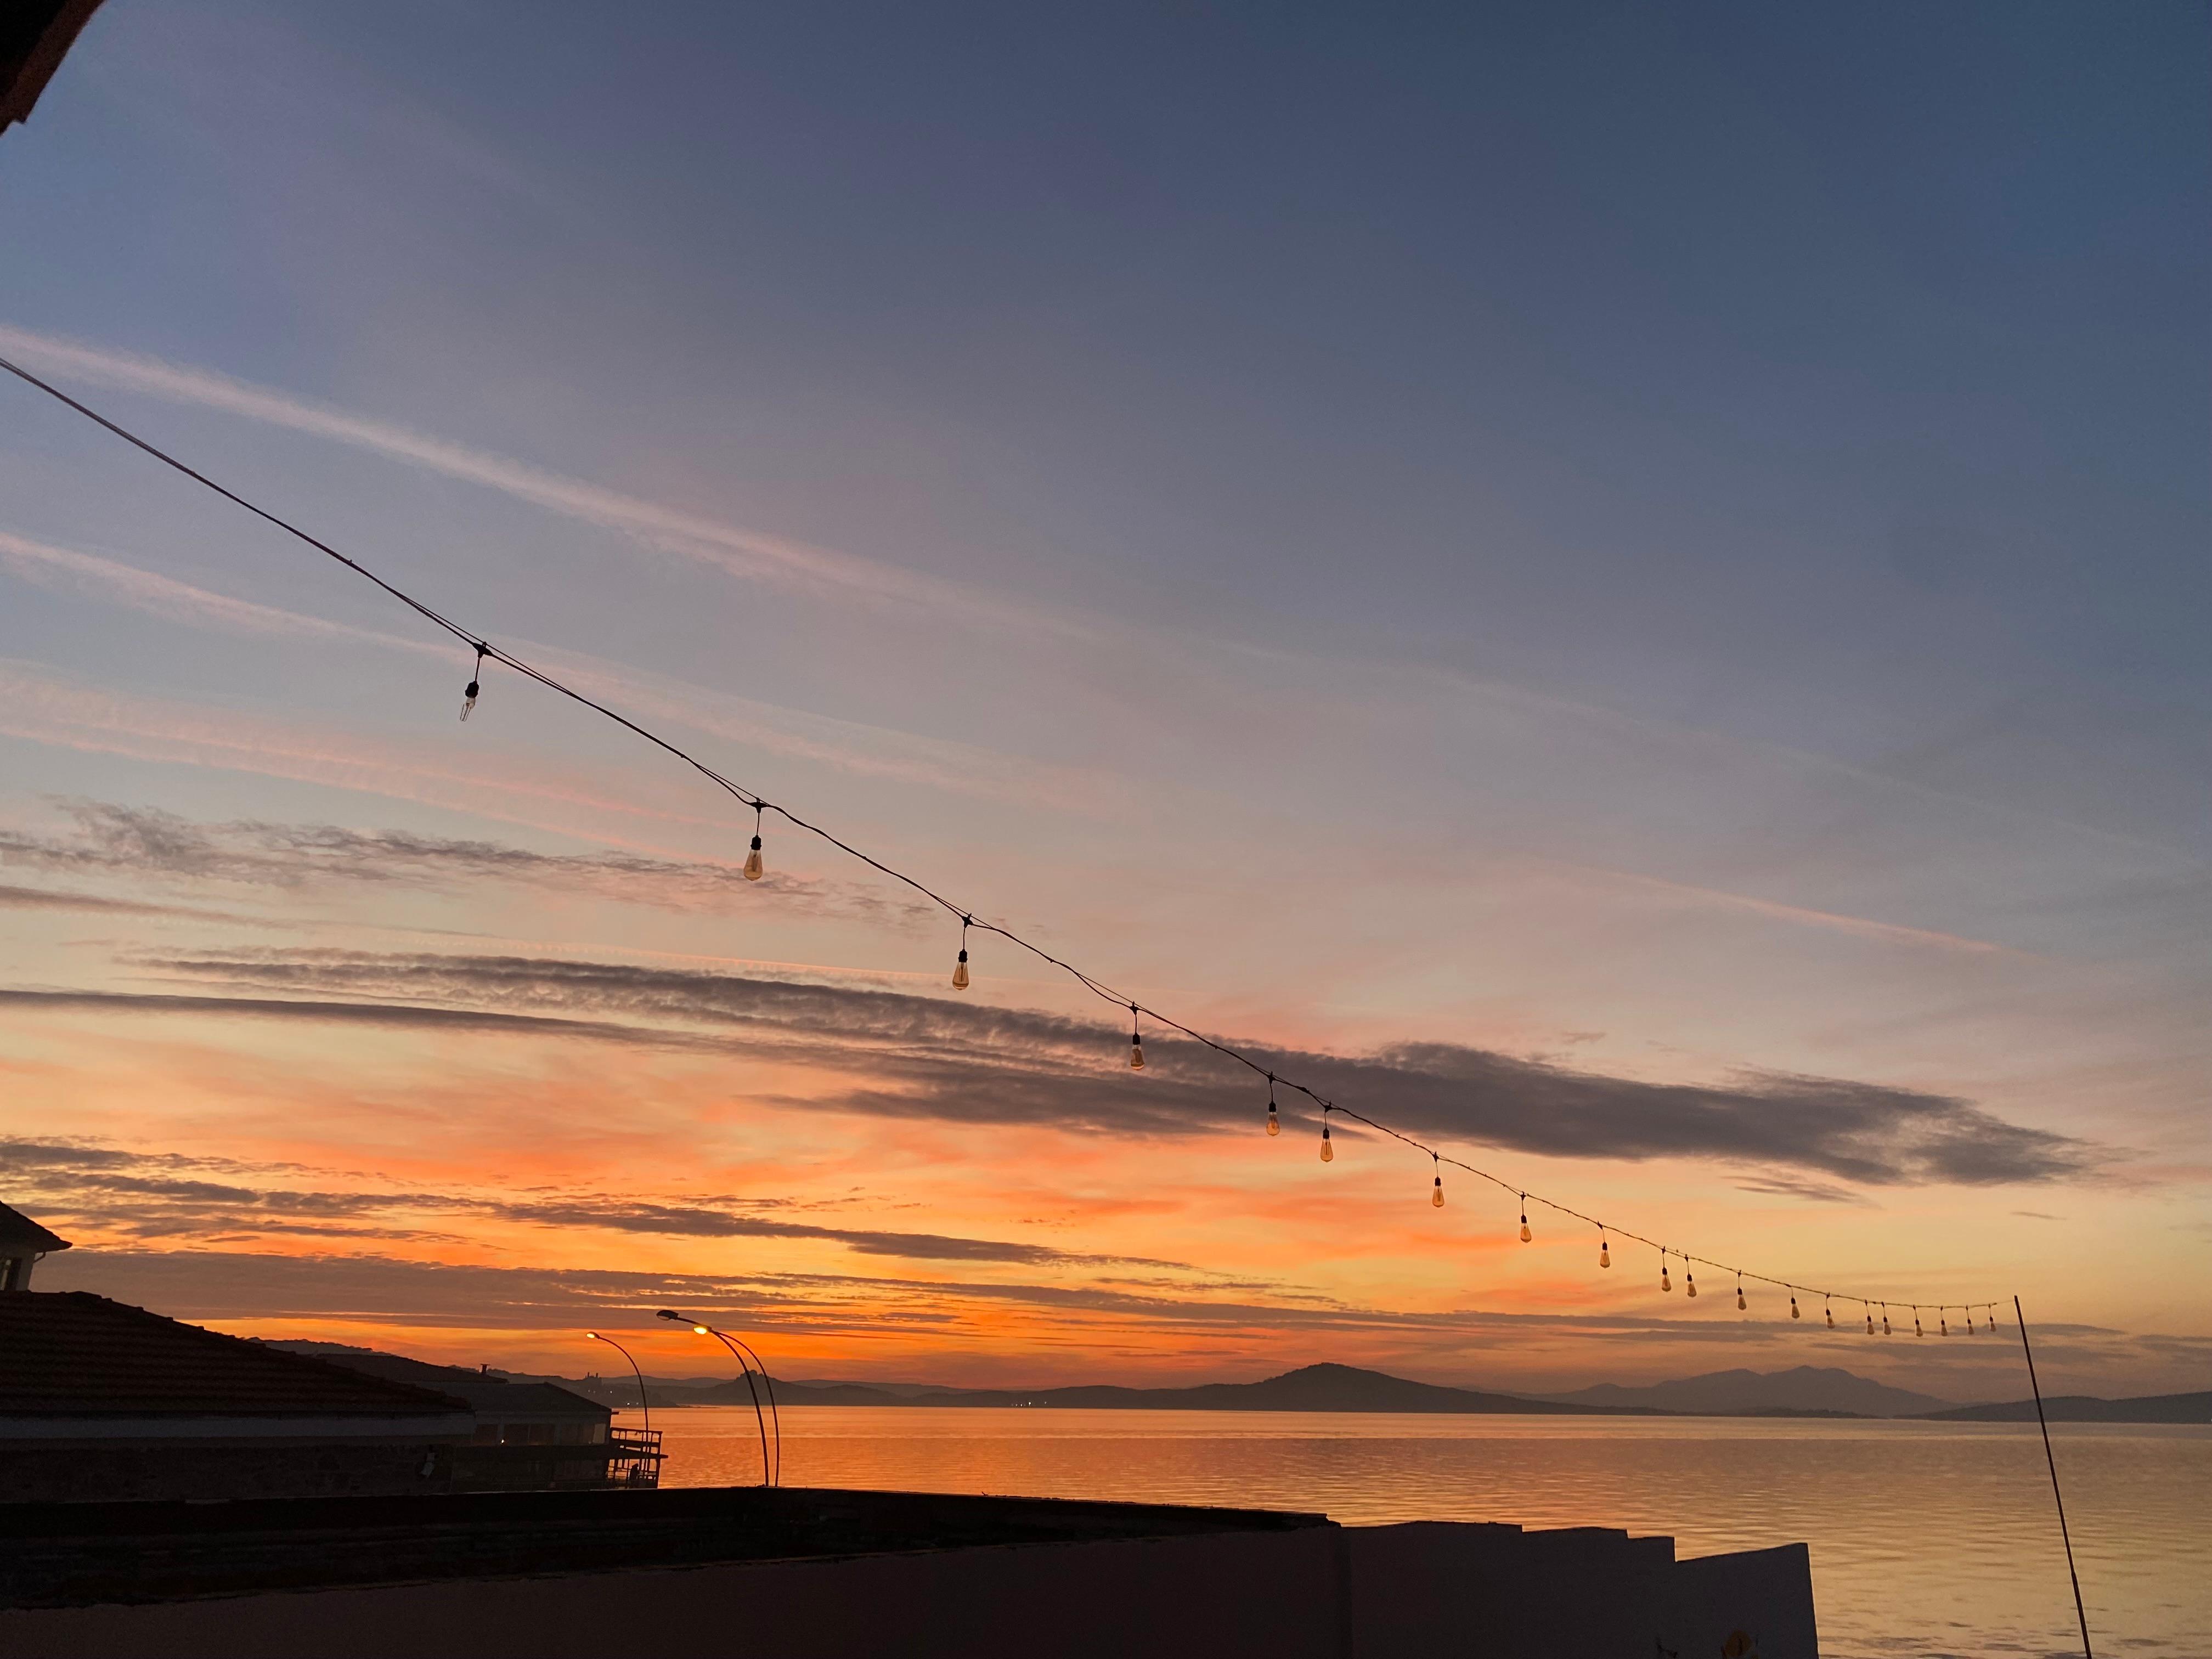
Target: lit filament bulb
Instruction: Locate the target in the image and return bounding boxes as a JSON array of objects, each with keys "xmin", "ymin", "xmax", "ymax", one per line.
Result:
[
  {"xmin": 1882, "ymin": 1306, "xmax": 1892, "ymax": 1336},
  {"xmin": 1660, "ymin": 1253, "xmax": 1672, "ymax": 1293},
  {"xmin": 1128, "ymin": 1008, "xmax": 1144, "ymax": 1070},
  {"xmin": 1790, "ymin": 1296, "xmax": 1801, "ymax": 1321},
  {"xmin": 1319, "ymin": 1114, "xmax": 1333, "ymax": 1163},
  {"xmin": 459, "ymin": 646, "xmax": 485, "ymax": 721},
  {"xmin": 951, "ymin": 917, "xmax": 970, "ymax": 990},
  {"xmin": 744, "ymin": 804, "xmax": 765, "ymax": 882},
  {"xmin": 1431, "ymin": 1160, "xmax": 1444, "ymax": 1207},
  {"xmin": 1737, "ymin": 1278, "xmax": 1747, "ymax": 1312},
  {"xmin": 1825, "ymin": 1302, "xmax": 1834, "ymax": 1328},
  {"xmin": 1599, "ymin": 1236, "xmax": 1610, "ymax": 1269},
  {"xmin": 1686, "ymin": 1270, "xmax": 1697, "ymax": 1299},
  {"xmin": 1266, "ymin": 1077, "xmax": 1280, "ymax": 1137},
  {"xmin": 1914, "ymin": 1310, "xmax": 1923, "ymax": 1338},
  {"xmin": 1865, "ymin": 1307, "xmax": 1875, "ymax": 1335},
  {"xmin": 1519, "ymin": 1197, "xmax": 1532, "ymax": 1244}
]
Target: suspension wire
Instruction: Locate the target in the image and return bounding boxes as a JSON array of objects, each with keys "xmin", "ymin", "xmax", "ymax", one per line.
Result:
[{"xmin": 0, "ymin": 352, "xmax": 2010, "ymax": 1323}]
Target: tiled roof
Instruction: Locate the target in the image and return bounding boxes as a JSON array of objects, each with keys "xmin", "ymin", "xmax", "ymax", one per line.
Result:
[
  {"xmin": 0, "ymin": 1294, "xmax": 470, "ymax": 1419},
  {"xmin": 0, "ymin": 1200, "xmax": 71, "ymax": 1253}
]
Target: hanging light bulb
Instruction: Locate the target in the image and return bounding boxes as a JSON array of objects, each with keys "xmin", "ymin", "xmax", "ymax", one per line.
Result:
[
  {"xmin": 1736, "ymin": 1276, "xmax": 1747, "ymax": 1312},
  {"xmin": 1519, "ymin": 1197, "xmax": 1532, "ymax": 1244},
  {"xmin": 459, "ymin": 645, "xmax": 485, "ymax": 721},
  {"xmin": 1940, "ymin": 1313, "xmax": 1949, "ymax": 1337},
  {"xmin": 1660, "ymin": 1251, "xmax": 1671, "ymax": 1293},
  {"xmin": 1825, "ymin": 1300, "xmax": 1834, "ymax": 1329},
  {"xmin": 1865, "ymin": 1306, "xmax": 1875, "ymax": 1335},
  {"xmin": 1598, "ymin": 1234, "xmax": 1610, "ymax": 1269},
  {"xmin": 951, "ymin": 917, "xmax": 971, "ymax": 990},
  {"xmin": 744, "ymin": 804, "xmax": 765, "ymax": 881},
  {"xmin": 1686, "ymin": 1269, "xmax": 1697, "ymax": 1299},
  {"xmin": 1914, "ymin": 1308, "xmax": 1923, "ymax": 1338},
  {"xmin": 1431, "ymin": 1158, "xmax": 1444, "ymax": 1207},
  {"xmin": 1882, "ymin": 1305, "xmax": 1892, "ymax": 1336},
  {"xmin": 1128, "ymin": 1006, "xmax": 1144, "ymax": 1070},
  {"xmin": 1319, "ymin": 1110, "xmax": 1333, "ymax": 1163},
  {"xmin": 1265, "ymin": 1075, "xmax": 1280, "ymax": 1136},
  {"xmin": 1790, "ymin": 1295, "xmax": 1801, "ymax": 1321}
]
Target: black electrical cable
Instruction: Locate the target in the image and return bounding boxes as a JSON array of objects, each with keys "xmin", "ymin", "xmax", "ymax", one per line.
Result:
[{"xmin": 0, "ymin": 351, "xmax": 2009, "ymax": 1322}]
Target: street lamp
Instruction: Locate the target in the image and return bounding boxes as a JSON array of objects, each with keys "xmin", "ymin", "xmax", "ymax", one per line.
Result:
[
  {"xmin": 584, "ymin": 1330, "xmax": 650, "ymax": 1432},
  {"xmin": 656, "ymin": 1310, "xmax": 779, "ymax": 1486}
]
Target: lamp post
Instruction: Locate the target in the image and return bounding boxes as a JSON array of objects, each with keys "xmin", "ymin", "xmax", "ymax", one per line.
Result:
[
  {"xmin": 656, "ymin": 1310, "xmax": 779, "ymax": 1486},
  {"xmin": 584, "ymin": 1330, "xmax": 650, "ymax": 1433}
]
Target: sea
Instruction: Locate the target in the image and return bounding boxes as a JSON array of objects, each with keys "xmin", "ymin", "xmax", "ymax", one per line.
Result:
[{"xmin": 622, "ymin": 1405, "xmax": 2211, "ymax": 1658}]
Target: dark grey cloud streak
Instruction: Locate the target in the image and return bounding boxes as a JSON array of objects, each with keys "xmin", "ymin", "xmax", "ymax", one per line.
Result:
[
  {"xmin": 0, "ymin": 1139, "xmax": 1188, "ymax": 1271},
  {"xmin": 0, "ymin": 800, "xmax": 932, "ymax": 927},
  {"xmin": 7, "ymin": 946, "xmax": 2097, "ymax": 1187}
]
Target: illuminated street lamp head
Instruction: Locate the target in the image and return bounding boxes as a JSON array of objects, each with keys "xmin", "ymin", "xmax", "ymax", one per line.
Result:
[
  {"xmin": 585, "ymin": 1330, "xmax": 601, "ymax": 1341},
  {"xmin": 693, "ymin": 1325, "xmax": 710, "ymax": 1336}
]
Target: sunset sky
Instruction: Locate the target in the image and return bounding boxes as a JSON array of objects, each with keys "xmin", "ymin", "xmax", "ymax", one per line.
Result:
[{"xmin": 2, "ymin": 2, "xmax": 2205, "ymax": 1401}]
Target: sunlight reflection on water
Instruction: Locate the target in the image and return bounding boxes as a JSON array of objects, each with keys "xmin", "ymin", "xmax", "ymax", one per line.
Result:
[{"xmin": 621, "ymin": 1407, "xmax": 2211, "ymax": 1659}]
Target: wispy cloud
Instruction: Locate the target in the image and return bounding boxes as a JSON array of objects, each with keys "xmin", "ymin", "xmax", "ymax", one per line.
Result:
[
  {"xmin": 0, "ymin": 529, "xmax": 1117, "ymax": 814},
  {"xmin": 12, "ymin": 949, "xmax": 2101, "ymax": 1187},
  {"xmin": 0, "ymin": 656, "xmax": 729, "ymax": 840},
  {"xmin": 0, "ymin": 799, "xmax": 932, "ymax": 927},
  {"xmin": 0, "ymin": 1138, "xmax": 1187, "ymax": 1270},
  {"xmin": 0, "ymin": 325, "xmax": 1081, "ymax": 639}
]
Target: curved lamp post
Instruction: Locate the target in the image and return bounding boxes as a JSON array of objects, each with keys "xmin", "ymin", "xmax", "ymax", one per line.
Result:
[
  {"xmin": 657, "ymin": 1310, "xmax": 780, "ymax": 1486},
  {"xmin": 584, "ymin": 1330, "xmax": 650, "ymax": 1432}
]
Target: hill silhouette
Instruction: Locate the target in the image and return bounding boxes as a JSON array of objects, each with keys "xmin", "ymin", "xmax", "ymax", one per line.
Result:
[
  {"xmin": 1538, "ymin": 1365, "xmax": 1949, "ymax": 1418},
  {"xmin": 1916, "ymin": 1390, "xmax": 2210, "ymax": 1424}
]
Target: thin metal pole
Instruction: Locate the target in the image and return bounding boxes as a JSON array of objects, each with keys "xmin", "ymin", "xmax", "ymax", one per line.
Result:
[
  {"xmin": 2015, "ymin": 1295, "xmax": 2091, "ymax": 1658},
  {"xmin": 703, "ymin": 1329, "xmax": 773, "ymax": 1487},
  {"xmin": 586, "ymin": 1332, "xmax": 651, "ymax": 1432}
]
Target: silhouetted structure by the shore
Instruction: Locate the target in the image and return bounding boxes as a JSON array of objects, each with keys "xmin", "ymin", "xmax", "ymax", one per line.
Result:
[{"xmin": 0, "ymin": 1485, "xmax": 1818, "ymax": 1658}]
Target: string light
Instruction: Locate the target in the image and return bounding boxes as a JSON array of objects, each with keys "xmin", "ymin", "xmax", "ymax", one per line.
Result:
[
  {"xmin": 1825, "ymin": 1300, "xmax": 1834, "ymax": 1328},
  {"xmin": 1598, "ymin": 1231, "xmax": 1610, "ymax": 1269},
  {"xmin": 1686, "ymin": 1268, "xmax": 1697, "ymax": 1299},
  {"xmin": 1736, "ymin": 1274, "xmax": 1747, "ymax": 1312},
  {"xmin": 1265, "ymin": 1075, "xmax": 1280, "ymax": 1137},
  {"xmin": 1790, "ymin": 1295, "xmax": 1801, "ymax": 1320},
  {"xmin": 459, "ymin": 644, "xmax": 484, "ymax": 721},
  {"xmin": 1660, "ymin": 1250, "xmax": 1672, "ymax": 1293},
  {"xmin": 1319, "ymin": 1107, "xmax": 1333, "ymax": 1163},
  {"xmin": 952, "ymin": 916, "xmax": 971, "ymax": 990},
  {"xmin": 1432, "ymin": 1155, "xmax": 1444, "ymax": 1207},
  {"xmin": 1865, "ymin": 1304, "xmax": 1876, "ymax": 1335},
  {"xmin": 1519, "ymin": 1196, "xmax": 1532, "ymax": 1244},
  {"xmin": 0, "ymin": 353, "xmax": 2015, "ymax": 1342},
  {"xmin": 1128, "ymin": 1006, "xmax": 1144, "ymax": 1071},
  {"xmin": 1914, "ymin": 1308, "xmax": 1923, "ymax": 1338},
  {"xmin": 1940, "ymin": 1312, "xmax": 1949, "ymax": 1338},
  {"xmin": 1881, "ymin": 1304, "xmax": 1892, "ymax": 1336}
]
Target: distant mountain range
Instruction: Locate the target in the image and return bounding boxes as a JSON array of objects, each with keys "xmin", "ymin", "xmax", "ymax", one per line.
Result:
[
  {"xmin": 574, "ymin": 1363, "xmax": 1643, "ymax": 1416},
  {"xmin": 1916, "ymin": 1391, "xmax": 2211, "ymax": 1424},
  {"xmin": 1533, "ymin": 1365, "xmax": 1953, "ymax": 1418},
  {"xmin": 279, "ymin": 1344, "xmax": 2204, "ymax": 1425},
  {"xmin": 541, "ymin": 1360, "xmax": 1943, "ymax": 1419}
]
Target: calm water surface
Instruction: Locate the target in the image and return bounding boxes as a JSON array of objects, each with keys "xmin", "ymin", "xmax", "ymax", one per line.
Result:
[{"xmin": 622, "ymin": 1406, "xmax": 2211, "ymax": 1658}]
